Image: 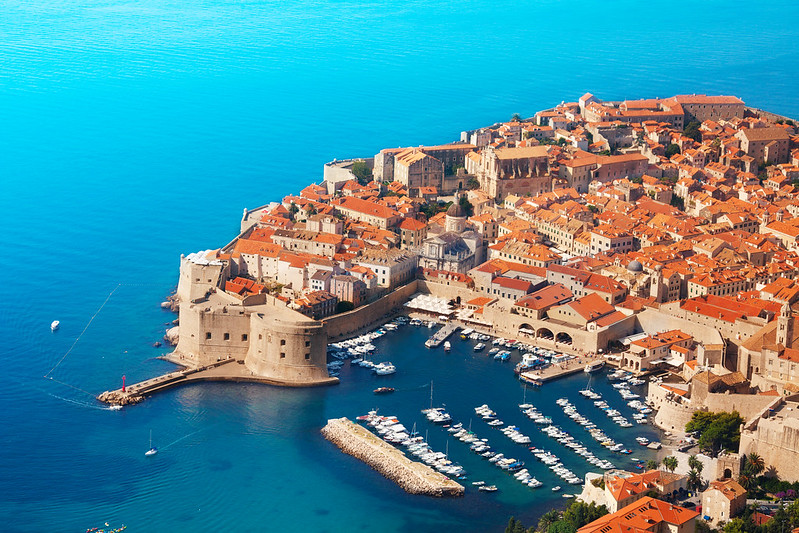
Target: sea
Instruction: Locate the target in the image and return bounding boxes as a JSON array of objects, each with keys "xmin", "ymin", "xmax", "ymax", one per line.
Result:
[{"xmin": 1, "ymin": 0, "xmax": 798, "ymax": 531}]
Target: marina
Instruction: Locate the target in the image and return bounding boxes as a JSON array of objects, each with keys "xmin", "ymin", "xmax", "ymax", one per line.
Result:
[{"xmin": 323, "ymin": 318, "xmax": 662, "ymax": 506}]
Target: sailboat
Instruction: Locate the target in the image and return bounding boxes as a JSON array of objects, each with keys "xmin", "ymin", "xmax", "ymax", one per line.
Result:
[{"xmin": 145, "ymin": 430, "xmax": 158, "ymax": 456}]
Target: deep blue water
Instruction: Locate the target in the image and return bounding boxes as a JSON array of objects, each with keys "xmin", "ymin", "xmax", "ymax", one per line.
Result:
[{"xmin": 1, "ymin": 1, "xmax": 798, "ymax": 531}]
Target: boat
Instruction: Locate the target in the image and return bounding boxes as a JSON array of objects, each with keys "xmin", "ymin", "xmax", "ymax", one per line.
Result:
[
  {"xmin": 373, "ymin": 362, "xmax": 396, "ymax": 375},
  {"xmin": 478, "ymin": 485, "xmax": 498, "ymax": 492},
  {"xmin": 374, "ymin": 387, "xmax": 395, "ymax": 394},
  {"xmin": 474, "ymin": 343, "xmax": 486, "ymax": 351},
  {"xmin": 145, "ymin": 430, "xmax": 157, "ymax": 456},
  {"xmin": 108, "ymin": 404, "xmax": 123, "ymax": 411},
  {"xmin": 444, "ymin": 341, "xmax": 451, "ymax": 352},
  {"xmin": 552, "ymin": 485, "xmax": 561, "ymax": 492},
  {"xmin": 584, "ymin": 360, "xmax": 605, "ymax": 373},
  {"xmin": 50, "ymin": 320, "xmax": 60, "ymax": 331}
]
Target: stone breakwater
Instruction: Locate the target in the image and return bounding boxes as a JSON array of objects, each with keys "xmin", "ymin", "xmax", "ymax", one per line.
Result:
[{"xmin": 321, "ymin": 417, "xmax": 464, "ymax": 498}]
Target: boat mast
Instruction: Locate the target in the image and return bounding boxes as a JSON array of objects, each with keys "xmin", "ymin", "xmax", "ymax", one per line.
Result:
[{"xmin": 429, "ymin": 380, "xmax": 434, "ymax": 410}]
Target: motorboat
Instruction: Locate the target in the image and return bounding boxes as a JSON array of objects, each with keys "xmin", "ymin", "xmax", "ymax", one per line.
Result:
[
  {"xmin": 374, "ymin": 387, "xmax": 395, "ymax": 394},
  {"xmin": 584, "ymin": 360, "xmax": 605, "ymax": 373},
  {"xmin": 50, "ymin": 320, "xmax": 60, "ymax": 331},
  {"xmin": 478, "ymin": 485, "xmax": 498, "ymax": 492},
  {"xmin": 444, "ymin": 341, "xmax": 451, "ymax": 352},
  {"xmin": 474, "ymin": 343, "xmax": 486, "ymax": 351}
]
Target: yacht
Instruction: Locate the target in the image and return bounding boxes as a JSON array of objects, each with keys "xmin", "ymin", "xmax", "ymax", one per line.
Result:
[
  {"xmin": 50, "ymin": 320, "xmax": 60, "ymax": 331},
  {"xmin": 444, "ymin": 341, "xmax": 451, "ymax": 352},
  {"xmin": 474, "ymin": 343, "xmax": 486, "ymax": 351}
]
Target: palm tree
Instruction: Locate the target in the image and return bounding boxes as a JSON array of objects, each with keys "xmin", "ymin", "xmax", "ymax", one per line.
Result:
[
  {"xmin": 645, "ymin": 459, "xmax": 659, "ymax": 471},
  {"xmin": 510, "ymin": 113, "xmax": 522, "ymax": 123},
  {"xmin": 746, "ymin": 453, "xmax": 765, "ymax": 476},
  {"xmin": 738, "ymin": 472, "xmax": 754, "ymax": 491},
  {"xmin": 687, "ymin": 469, "xmax": 702, "ymax": 491},
  {"xmin": 688, "ymin": 455, "xmax": 703, "ymax": 475},
  {"xmin": 662, "ymin": 456, "xmax": 679, "ymax": 473}
]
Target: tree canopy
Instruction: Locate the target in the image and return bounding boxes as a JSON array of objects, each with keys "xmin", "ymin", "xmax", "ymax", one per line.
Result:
[
  {"xmin": 685, "ymin": 411, "xmax": 744, "ymax": 455},
  {"xmin": 683, "ymin": 121, "xmax": 702, "ymax": 143},
  {"xmin": 351, "ymin": 160, "xmax": 372, "ymax": 185},
  {"xmin": 665, "ymin": 143, "xmax": 681, "ymax": 158}
]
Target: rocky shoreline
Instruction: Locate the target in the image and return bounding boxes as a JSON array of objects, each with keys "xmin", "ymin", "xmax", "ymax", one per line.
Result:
[{"xmin": 321, "ymin": 417, "xmax": 464, "ymax": 498}]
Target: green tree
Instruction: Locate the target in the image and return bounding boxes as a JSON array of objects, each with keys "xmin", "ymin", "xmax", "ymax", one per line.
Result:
[
  {"xmin": 466, "ymin": 177, "xmax": 480, "ymax": 190},
  {"xmin": 536, "ymin": 510, "xmax": 561, "ymax": 533},
  {"xmin": 459, "ymin": 195, "xmax": 474, "ymax": 217},
  {"xmin": 351, "ymin": 160, "xmax": 372, "ymax": 186},
  {"xmin": 510, "ymin": 113, "xmax": 522, "ymax": 122},
  {"xmin": 288, "ymin": 202, "xmax": 299, "ymax": 219},
  {"xmin": 695, "ymin": 520, "xmax": 713, "ymax": 533},
  {"xmin": 684, "ymin": 121, "xmax": 702, "ymax": 143},
  {"xmin": 722, "ymin": 518, "xmax": 746, "ymax": 533},
  {"xmin": 688, "ymin": 469, "xmax": 703, "ymax": 492},
  {"xmin": 688, "ymin": 455, "xmax": 704, "ymax": 474},
  {"xmin": 336, "ymin": 301, "xmax": 355, "ymax": 313},
  {"xmin": 745, "ymin": 453, "xmax": 765, "ymax": 476},
  {"xmin": 662, "ymin": 456, "xmax": 678, "ymax": 473},
  {"xmin": 506, "ymin": 517, "xmax": 527, "ymax": 533},
  {"xmin": 686, "ymin": 411, "xmax": 744, "ymax": 455},
  {"xmin": 645, "ymin": 459, "xmax": 659, "ymax": 471},
  {"xmin": 305, "ymin": 203, "xmax": 317, "ymax": 216},
  {"xmin": 665, "ymin": 143, "xmax": 681, "ymax": 158}
]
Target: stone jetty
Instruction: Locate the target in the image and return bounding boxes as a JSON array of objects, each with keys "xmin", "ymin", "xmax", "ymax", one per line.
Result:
[{"xmin": 321, "ymin": 417, "xmax": 464, "ymax": 498}]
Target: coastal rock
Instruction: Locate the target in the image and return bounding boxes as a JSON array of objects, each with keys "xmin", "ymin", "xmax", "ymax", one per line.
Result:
[
  {"xmin": 164, "ymin": 326, "xmax": 180, "ymax": 346},
  {"xmin": 97, "ymin": 390, "xmax": 143, "ymax": 406},
  {"xmin": 321, "ymin": 417, "xmax": 464, "ymax": 498}
]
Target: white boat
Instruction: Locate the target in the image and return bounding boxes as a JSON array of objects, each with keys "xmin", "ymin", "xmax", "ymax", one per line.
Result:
[
  {"xmin": 145, "ymin": 430, "xmax": 158, "ymax": 456},
  {"xmin": 50, "ymin": 320, "xmax": 60, "ymax": 331},
  {"xmin": 444, "ymin": 341, "xmax": 451, "ymax": 352},
  {"xmin": 373, "ymin": 362, "xmax": 396, "ymax": 375},
  {"xmin": 584, "ymin": 360, "xmax": 605, "ymax": 373},
  {"xmin": 474, "ymin": 343, "xmax": 486, "ymax": 351}
]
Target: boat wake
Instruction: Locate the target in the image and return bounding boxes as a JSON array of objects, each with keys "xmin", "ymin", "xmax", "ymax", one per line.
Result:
[
  {"xmin": 47, "ymin": 393, "xmax": 109, "ymax": 411},
  {"xmin": 160, "ymin": 426, "xmax": 213, "ymax": 451}
]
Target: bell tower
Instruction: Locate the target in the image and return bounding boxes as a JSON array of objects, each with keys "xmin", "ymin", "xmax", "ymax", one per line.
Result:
[{"xmin": 777, "ymin": 302, "xmax": 792, "ymax": 348}]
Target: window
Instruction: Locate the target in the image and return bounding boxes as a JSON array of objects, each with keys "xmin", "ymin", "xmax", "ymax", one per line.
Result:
[
  {"xmin": 280, "ymin": 352, "xmax": 286, "ymax": 358},
  {"xmin": 206, "ymin": 332, "xmax": 212, "ymax": 340},
  {"xmin": 242, "ymin": 334, "xmax": 248, "ymax": 341},
  {"xmin": 280, "ymin": 339, "xmax": 286, "ymax": 346},
  {"xmin": 259, "ymin": 334, "xmax": 263, "ymax": 340},
  {"xmin": 305, "ymin": 341, "xmax": 310, "ymax": 347},
  {"xmin": 224, "ymin": 332, "xmax": 230, "ymax": 341},
  {"xmin": 305, "ymin": 353, "xmax": 310, "ymax": 360}
]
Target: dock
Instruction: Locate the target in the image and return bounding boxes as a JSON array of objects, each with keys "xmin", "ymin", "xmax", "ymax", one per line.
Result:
[
  {"xmin": 424, "ymin": 322, "xmax": 458, "ymax": 348},
  {"xmin": 519, "ymin": 355, "xmax": 609, "ymax": 383},
  {"xmin": 97, "ymin": 359, "xmax": 338, "ymax": 406},
  {"xmin": 321, "ymin": 417, "xmax": 464, "ymax": 497}
]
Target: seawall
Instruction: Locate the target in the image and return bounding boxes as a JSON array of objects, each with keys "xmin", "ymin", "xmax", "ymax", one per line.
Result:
[{"xmin": 321, "ymin": 417, "xmax": 464, "ymax": 497}]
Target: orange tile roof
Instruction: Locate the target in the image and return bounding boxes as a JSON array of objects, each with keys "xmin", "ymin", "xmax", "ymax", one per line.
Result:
[{"xmin": 578, "ymin": 497, "xmax": 698, "ymax": 533}]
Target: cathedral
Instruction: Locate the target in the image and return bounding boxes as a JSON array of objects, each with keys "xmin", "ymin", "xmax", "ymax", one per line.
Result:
[{"xmin": 418, "ymin": 202, "xmax": 483, "ymax": 274}]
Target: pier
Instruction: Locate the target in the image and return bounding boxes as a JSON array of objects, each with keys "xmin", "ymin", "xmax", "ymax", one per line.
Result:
[
  {"xmin": 321, "ymin": 417, "xmax": 464, "ymax": 497},
  {"xmin": 519, "ymin": 354, "xmax": 610, "ymax": 383},
  {"xmin": 424, "ymin": 322, "xmax": 458, "ymax": 348},
  {"xmin": 97, "ymin": 359, "xmax": 338, "ymax": 406}
]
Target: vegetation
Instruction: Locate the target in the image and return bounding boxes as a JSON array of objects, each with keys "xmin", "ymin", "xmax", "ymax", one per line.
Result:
[
  {"xmin": 739, "ymin": 453, "xmax": 766, "ymax": 491},
  {"xmin": 288, "ymin": 202, "xmax": 299, "ymax": 219},
  {"xmin": 336, "ymin": 301, "xmax": 355, "ymax": 313},
  {"xmin": 662, "ymin": 456, "xmax": 678, "ymax": 473},
  {"xmin": 687, "ymin": 454, "xmax": 704, "ymax": 491},
  {"xmin": 419, "ymin": 201, "xmax": 449, "ymax": 220},
  {"xmin": 539, "ymin": 137, "xmax": 570, "ymax": 147},
  {"xmin": 685, "ymin": 411, "xmax": 744, "ymax": 455},
  {"xmin": 670, "ymin": 195, "xmax": 685, "ymax": 211},
  {"xmin": 305, "ymin": 203, "xmax": 317, "ymax": 216},
  {"xmin": 504, "ymin": 502, "xmax": 608, "ymax": 533},
  {"xmin": 510, "ymin": 113, "xmax": 522, "ymax": 122},
  {"xmin": 591, "ymin": 477, "xmax": 606, "ymax": 489},
  {"xmin": 665, "ymin": 143, "xmax": 681, "ymax": 158},
  {"xmin": 466, "ymin": 177, "xmax": 480, "ymax": 190},
  {"xmin": 351, "ymin": 160, "xmax": 372, "ymax": 186},
  {"xmin": 630, "ymin": 175, "xmax": 643, "ymax": 184},
  {"xmin": 645, "ymin": 459, "xmax": 660, "ymax": 471},
  {"xmin": 684, "ymin": 120, "xmax": 703, "ymax": 143},
  {"xmin": 597, "ymin": 149, "xmax": 612, "ymax": 156},
  {"xmin": 459, "ymin": 195, "xmax": 474, "ymax": 217}
]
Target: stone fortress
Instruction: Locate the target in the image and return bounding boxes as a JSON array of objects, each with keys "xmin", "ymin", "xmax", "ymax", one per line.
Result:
[{"xmin": 171, "ymin": 250, "xmax": 336, "ymax": 386}]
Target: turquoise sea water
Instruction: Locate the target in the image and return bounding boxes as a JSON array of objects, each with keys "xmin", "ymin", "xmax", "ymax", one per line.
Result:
[{"xmin": 1, "ymin": 1, "xmax": 798, "ymax": 531}]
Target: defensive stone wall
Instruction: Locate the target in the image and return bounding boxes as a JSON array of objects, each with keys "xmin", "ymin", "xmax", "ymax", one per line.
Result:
[
  {"xmin": 416, "ymin": 278, "xmax": 477, "ymax": 303},
  {"xmin": 324, "ymin": 280, "xmax": 418, "ymax": 340}
]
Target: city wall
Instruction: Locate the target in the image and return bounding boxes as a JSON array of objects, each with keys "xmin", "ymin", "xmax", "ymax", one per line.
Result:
[{"xmin": 324, "ymin": 280, "xmax": 419, "ymax": 340}]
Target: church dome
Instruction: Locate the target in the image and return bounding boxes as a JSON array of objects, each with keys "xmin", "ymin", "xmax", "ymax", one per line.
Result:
[
  {"xmin": 627, "ymin": 260, "xmax": 643, "ymax": 272},
  {"xmin": 446, "ymin": 202, "xmax": 466, "ymax": 218}
]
